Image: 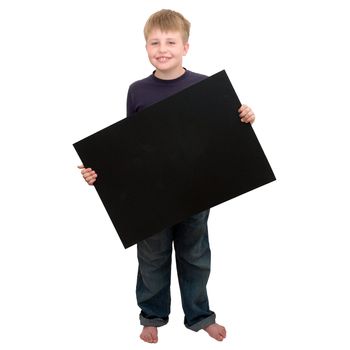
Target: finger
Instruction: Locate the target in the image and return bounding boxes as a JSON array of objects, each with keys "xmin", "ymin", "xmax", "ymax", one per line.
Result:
[
  {"xmin": 242, "ymin": 115, "xmax": 255, "ymax": 123},
  {"xmin": 246, "ymin": 111, "xmax": 255, "ymax": 121},
  {"xmin": 240, "ymin": 107, "xmax": 252, "ymax": 118},
  {"xmin": 241, "ymin": 110, "xmax": 254, "ymax": 120},
  {"xmin": 84, "ymin": 172, "xmax": 96, "ymax": 180},
  {"xmin": 81, "ymin": 167, "xmax": 92, "ymax": 175},
  {"xmin": 88, "ymin": 178, "xmax": 96, "ymax": 185},
  {"xmin": 86, "ymin": 176, "xmax": 95, "ymax": 184},
  {"xmin": 239, "ymin": 106, "xmax": 250, "ymax": 116},
  {"xmin": 84, "ymin": 171, "xmax": 97, "ymax": 178},
  {"xmin": 239, "ymin": 110, "xmax": 249, "ymax": 119},
  {"xmin": 238, "ymin": 104, "xmax": 247, "ymax": 113},
  {"xmin": 248, "ymin": 115, "xmax": 256, "ymax": 124}
]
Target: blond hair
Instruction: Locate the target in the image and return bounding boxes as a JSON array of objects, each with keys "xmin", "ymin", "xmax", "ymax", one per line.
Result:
[{"xmin": 144, "ymin": 9, "xmax": 191, "ymax": 43}]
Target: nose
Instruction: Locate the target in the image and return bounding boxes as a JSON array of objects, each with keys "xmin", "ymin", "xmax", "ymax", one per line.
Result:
[{"xmin": 158, "ymin": 43, "xmax": 167, "ymax": 53}]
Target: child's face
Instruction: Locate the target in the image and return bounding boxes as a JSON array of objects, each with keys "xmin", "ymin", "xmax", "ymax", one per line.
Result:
[{"xmin": 145, "ymin": 29, "xmax": 189, "ymax": 77}]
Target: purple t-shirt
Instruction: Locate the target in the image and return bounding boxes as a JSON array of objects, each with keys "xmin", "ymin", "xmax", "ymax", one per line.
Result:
[{"xmin": 126, "ymin": 69, "xmax": 207, "ymax": 117}]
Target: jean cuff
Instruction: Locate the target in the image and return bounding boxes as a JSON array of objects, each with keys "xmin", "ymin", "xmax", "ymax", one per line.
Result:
[
  {"xmin": 139, "ymin": 313, "xmax": 169, "ymax": 327},
  {"xmin": 185, "ymin": 312, "xmax": 216, "ymax": 332}
]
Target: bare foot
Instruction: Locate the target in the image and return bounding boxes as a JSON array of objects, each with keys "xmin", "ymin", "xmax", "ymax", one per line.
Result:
[
  {"xmin": 140, "ymin": 326, "xmax": 158, "ymax": 343},
  {"xmin": 204, "ymin": 323, "xmax": 226, "ymax": 341}
]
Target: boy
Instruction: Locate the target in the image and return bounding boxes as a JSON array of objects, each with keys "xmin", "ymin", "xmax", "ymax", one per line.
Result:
[{"xmin": 78, "ymin": 9, "xmax": 255, "ymax": 343}]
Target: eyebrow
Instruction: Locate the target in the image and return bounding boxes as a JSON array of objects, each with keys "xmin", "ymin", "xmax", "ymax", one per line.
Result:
[{"xmin": 148, "ymin": 37, "xmax": 177, "ymax": 41}]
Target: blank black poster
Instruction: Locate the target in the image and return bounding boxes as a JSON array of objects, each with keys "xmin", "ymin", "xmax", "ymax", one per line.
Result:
[{"xmin": 73, "ymin": 70, "xmax": 276, "ymax": 248}]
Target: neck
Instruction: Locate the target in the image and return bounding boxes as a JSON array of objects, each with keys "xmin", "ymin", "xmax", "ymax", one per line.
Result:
[{"xmin": 154, "ymin": 67, "xmax": 185, "ymax": 80}]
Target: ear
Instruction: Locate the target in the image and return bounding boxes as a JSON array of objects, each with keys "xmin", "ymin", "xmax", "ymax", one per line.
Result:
[{"xmin": 183, "ymin": 42, "xmax": 190, "ymax": 56}]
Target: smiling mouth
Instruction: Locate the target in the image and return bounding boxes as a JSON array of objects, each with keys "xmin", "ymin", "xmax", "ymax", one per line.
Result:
[{"xmin": 156, "ymin": 57, "xmax": 171, "ymax": 62}]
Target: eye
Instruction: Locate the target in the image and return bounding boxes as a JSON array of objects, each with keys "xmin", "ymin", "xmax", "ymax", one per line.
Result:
[
  {"xmin": 168, "ymin": 41, "xmax": 176, "ymax": 45},
  {"xmin": 150, "ymin": 42, "xmax": 158, "ymax": 46}
]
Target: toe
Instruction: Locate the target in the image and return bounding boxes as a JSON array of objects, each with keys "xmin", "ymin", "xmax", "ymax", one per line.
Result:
[
  {"xmin": 140, "ymin": 333, "xmax": 152, "ymax": 343},
  {"xmin": 152, "ymin": 332, "xmax": 158, "ymax": 343}
]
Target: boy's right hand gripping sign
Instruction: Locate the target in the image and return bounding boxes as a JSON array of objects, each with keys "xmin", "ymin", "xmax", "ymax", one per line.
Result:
[{"xmin": 73, "ymin": 70, "xmax": 276, "ymax": 248}]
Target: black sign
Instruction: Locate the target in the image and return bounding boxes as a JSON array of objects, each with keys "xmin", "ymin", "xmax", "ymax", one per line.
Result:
[{"xmin": 73, "ymin": 70, "xmax": 276, "ymax": 248}]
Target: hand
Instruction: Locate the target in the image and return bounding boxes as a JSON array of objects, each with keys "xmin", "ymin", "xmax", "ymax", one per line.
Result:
[
  {"xmin": 238, "ymin": 104, "xmax": 256, "ymax": 124},
  {"xmin": 78, "ymin": 164, "xmax": 98, "ymax": 185}
]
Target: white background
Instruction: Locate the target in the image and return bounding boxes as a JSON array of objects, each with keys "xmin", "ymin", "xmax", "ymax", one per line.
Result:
[{"xmin": 1, "ymin": 0, "xmax": 349, "ymax": 349}]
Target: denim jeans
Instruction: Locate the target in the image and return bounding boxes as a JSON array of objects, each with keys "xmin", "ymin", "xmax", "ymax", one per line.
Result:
[{"xmin": 136, "ymin": 208, "xmax": 216, "ymax": 331}]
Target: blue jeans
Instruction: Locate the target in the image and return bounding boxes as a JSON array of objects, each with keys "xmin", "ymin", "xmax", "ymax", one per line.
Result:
[{"xmin": 136, "ymin": 209, "xmax": 216, "ymax": 331}]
